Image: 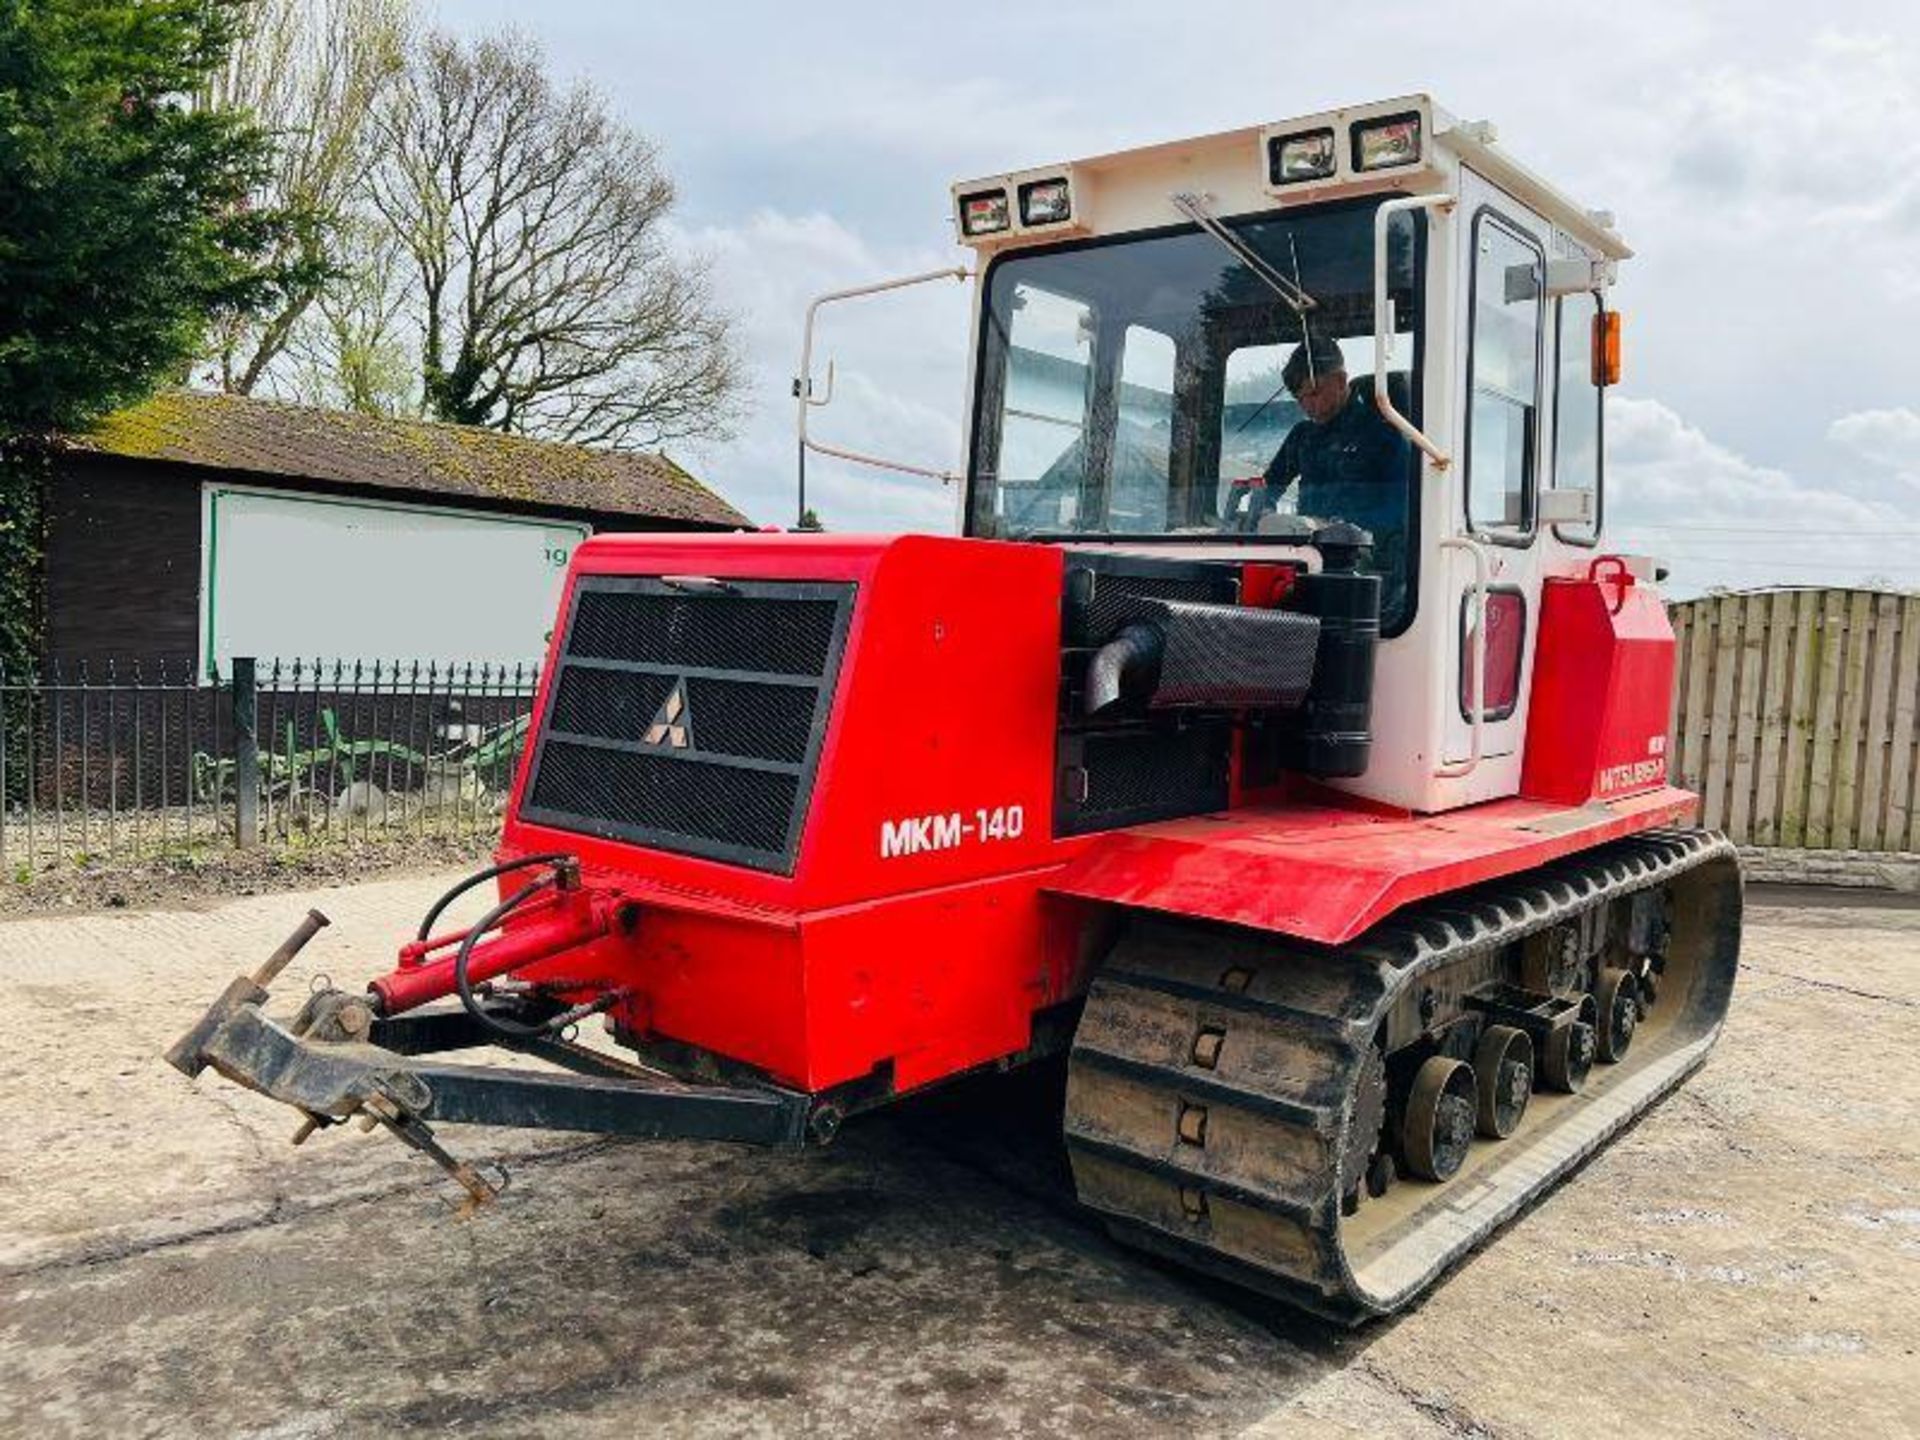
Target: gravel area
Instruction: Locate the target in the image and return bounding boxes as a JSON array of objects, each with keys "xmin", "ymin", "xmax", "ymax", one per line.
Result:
[
  {"xmin": 0, "ymin": 876, "xmax": 1914, "ymax": 1437},
  {"xmin": 0, "ymin": 831, "xmax": 494, "ymax": 918}
]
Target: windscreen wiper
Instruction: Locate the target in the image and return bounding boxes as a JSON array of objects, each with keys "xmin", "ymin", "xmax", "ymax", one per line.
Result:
[
  {"xmin": 1171, "ymin": 192, "xmax": 1317, "ymax": 314},
  {"xmin": 1174, "ymin": 192, "xmax": 1324, "ymax": 449}
]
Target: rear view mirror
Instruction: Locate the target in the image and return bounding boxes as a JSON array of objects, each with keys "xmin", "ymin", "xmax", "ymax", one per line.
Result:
[
  {"xmin": 1503, "ymin": 262, "xmax": 1540, "ymax": 304},
  {"xmin": 1538, "ymin": 488, "xmax": 1597, "ymax": 525}
]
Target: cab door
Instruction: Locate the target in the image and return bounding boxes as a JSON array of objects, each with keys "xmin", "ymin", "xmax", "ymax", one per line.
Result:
[{"xmin": 1441, "ymin": 171, "xmax": 1552, "ymax": 773}]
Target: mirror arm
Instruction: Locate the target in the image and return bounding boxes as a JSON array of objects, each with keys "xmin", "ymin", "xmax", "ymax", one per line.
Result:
[{"xmin": 794, "ymin": 267, "xmax": 972, "ymax": 527}]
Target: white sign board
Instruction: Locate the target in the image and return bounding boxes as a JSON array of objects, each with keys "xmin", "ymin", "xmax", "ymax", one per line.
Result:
[{"xmin": 200, "ymin": 484, "xmax": 587, "ymax": 680}]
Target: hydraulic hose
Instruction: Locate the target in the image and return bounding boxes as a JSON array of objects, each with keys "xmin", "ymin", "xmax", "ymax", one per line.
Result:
[
  {"xmin": 419, "ymin": 852, "xmax": 623, "ymax": 1041},
  {"xmin": 415, "ymin": 852, "xmax": 573, "ymax": 942},
  {"xmin": 454, "ymin": 873, "xmax": 567, "ymax": 1039}
]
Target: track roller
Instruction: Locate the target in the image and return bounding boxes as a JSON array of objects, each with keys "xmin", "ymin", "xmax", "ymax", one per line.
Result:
[
  {"xmin": 1594, "ymin": 966, "xmax": 1639, "ymax": 1063},
  {"xmin": 1472, "ymin": 1025, "xmax": 1533, "ymax": 1139},
  {"xmin": 1541, "ymin": 1004, "xmax": 1597, "ymax": 1092},
  {"xmin": 1402, "ymin": 1056, "xmax": 1475, "ymax": 1181}
]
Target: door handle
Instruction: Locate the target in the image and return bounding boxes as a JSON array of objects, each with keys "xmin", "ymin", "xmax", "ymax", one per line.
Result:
[{"xmin": 1437, "ymin": 536, "xmax": 1492, "ymax": 779}]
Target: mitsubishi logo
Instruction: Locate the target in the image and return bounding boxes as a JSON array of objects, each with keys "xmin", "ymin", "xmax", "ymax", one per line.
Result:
[{"xmin": 643, "ymin": 679, "xmax": 692, "ymax": 749}]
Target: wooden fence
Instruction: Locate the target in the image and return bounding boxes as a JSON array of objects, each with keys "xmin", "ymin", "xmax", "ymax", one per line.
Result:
[{"xmin": 1668, "ymin": 589, "xmax": 1920, "ymax": 851}]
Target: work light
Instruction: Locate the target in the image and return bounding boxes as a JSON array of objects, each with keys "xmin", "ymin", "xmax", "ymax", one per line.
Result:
[
  {"xmin": 1353, "ymin": 114, "xmax": 1422, "ymax": 171},
  {"xmin": 1269, "ymin": 128, "xmax": 1336, "ymax": 184},
  {"xmin": 959, "ymin": 189, "xmax": 1011, "ymax": 237},
  {"xmin": 1018, "ymin": 178, "xmax": 1072, "ymax": 226}
]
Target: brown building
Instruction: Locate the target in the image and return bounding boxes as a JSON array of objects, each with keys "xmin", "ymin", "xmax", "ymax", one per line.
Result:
[{"xmin": 44, "ymin": 390, "xmax": 749, "ymax": 671}]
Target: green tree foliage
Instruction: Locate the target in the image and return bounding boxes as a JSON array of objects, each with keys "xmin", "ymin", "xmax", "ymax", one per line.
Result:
[
  {"xmin": 0, "ymin": 0, "xmax": 310, "ymax": 674},
  {"xmin": 0, "ymin": 439, "xmax": 47, "ymax": 677},
  {"xmin": 0, "ymin": 0, "xmax": 311, "ymax": 435}
]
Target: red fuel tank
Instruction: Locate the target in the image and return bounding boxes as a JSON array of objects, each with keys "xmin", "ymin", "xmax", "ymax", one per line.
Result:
[{"xmin": 1521, "ymin": 561, "xmax": 1676, "ymax": 806}]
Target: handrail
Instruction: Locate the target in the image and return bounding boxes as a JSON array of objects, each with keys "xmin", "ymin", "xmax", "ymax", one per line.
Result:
[
  {"xmin": 1437, "ymin": 535, "xmax": 1490, "ymax": 779},
  {"xmin": 1373, "ymin": 193, "xmax": 1455, "ymax": 471},
  {"xmin": 793, "ymin": 266, "xmax": 971, "ymax": 526}
]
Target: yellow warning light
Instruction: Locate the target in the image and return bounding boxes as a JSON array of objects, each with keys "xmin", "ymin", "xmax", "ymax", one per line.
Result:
[{"xmin": 1593, "ymin": 309, "xmax": 1623, "ymax": 387}]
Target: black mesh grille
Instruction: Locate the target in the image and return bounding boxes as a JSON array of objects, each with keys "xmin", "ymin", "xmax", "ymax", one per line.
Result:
[
  {"xmin": 1059, "ymin": 725, "xmax": 1229, "ymax": 834},
  {"xmin": 684, "ymin": 676, "xmax": 816, "ymax": 765},
  {"xmin": 568, "ymin": 590, "xmax": 841, "ymax": 675},
  {"xmin": 531, "ymin": 742, "xmax": 799, "ymax": 856},
  {"xmin": 1057, "ymin": 554, "xmax": 1239, "ymax": 837},
  {"xmin": 520, "ymin": 578, "xmax": 853, "ymax": 872},
  {"xmin": 549, "ymin": 667, "xmax": 677, "ymax": 742},
  {"xmin": 547, "ymin": 667, "xmax": 815, "ymax": 766}
]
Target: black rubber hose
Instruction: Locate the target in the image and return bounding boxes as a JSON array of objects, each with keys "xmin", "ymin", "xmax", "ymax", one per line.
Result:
[
  {"xmin": 415, "ymin": 852, "xmax": 573, "ymax": 943},
  {"xmin": 454, "ymin": 873, "xmax": 567, "ymax": 1039}
]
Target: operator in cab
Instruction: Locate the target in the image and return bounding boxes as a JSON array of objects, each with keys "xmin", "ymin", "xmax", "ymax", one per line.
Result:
[{"xmin": 1239, "ymin": 331, "xmax": 1412, "ymax": 618}]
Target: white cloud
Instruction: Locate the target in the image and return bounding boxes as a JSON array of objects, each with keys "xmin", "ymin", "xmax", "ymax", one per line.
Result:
[
  {"xmin": 432, "ymin": 0, "xmax": 1920, "ymax": 586},
  {"xmin": 669, "ymin": 209, "xmax": 972, "ymax": 532},
  {"xmin": 1561, "ymin": 25, "xmax": 1920, "ymax": 471},
  {"xmin": 1829, "ymin": 407, "xmax": 1920, "ymax": 490},
  {"xmin": 1657, "ymin": 33, "xmax": 1919, "ymax": 219},
  {"xmin": 1607, "ymin": 397, "xmax": 1919, "ymax": 594}
]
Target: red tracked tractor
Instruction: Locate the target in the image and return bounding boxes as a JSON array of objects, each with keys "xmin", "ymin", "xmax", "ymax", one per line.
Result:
[{"xmin": 171, "ymin": 96, "xmax": 1740, "ymax": 1322}]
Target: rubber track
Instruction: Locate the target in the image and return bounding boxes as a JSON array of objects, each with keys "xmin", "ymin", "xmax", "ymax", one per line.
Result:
[{"xmin": 1063, "ymin": 826, "xmax": 1742, "ymax": 1323}]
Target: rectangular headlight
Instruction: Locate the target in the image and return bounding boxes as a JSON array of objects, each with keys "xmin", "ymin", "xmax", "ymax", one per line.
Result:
[
  {"xmin": 1353, "ymin": 113, "xmax": 1422, "ymax": 171},
  {"xmin": 959, "ymin": 189, "xmax": 1011, "ymax": 237},
  {"xmin": 1018, "ymin": 177, "xmax": 1072, "ymax": 226},
  {"xmin": 1269, "ymin": 128, "xmax": 1336, "ymax": 184}
]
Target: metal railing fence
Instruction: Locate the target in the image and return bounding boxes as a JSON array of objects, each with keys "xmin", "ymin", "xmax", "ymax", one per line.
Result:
[{"xmin": 1, "ymin": 657, "xmax": 540, "ymax": 874}]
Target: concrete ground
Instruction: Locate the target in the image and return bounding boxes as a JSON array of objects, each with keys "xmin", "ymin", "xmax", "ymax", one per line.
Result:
[{"xmin": 0, "ymin": 874, "xmax": 1915, "ymax": 1439}]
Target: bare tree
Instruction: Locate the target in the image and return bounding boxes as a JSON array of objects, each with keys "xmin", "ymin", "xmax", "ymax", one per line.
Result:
[
  {"xmin": 204, "ymin": 0, "xmax": 409, "ymax": 395},
  {"xmin": 282, "ymin": 211, "xmax": 416, "ymax": 415},
  {"xmin": 369, "ymin": 30, "xmax": 739, "ymax": 448}
]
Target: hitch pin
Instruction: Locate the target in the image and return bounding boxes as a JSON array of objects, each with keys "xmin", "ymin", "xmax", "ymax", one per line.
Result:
[
  {"xmin": 253, "ymin": 910, "xmax": 331, "ymax": 991},
  {"xmin": 165, "ymin": 908, "xmax": 335, "ymax": 1080}
]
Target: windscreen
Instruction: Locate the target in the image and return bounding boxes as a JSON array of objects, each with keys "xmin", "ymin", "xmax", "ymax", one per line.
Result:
[{"xmin": 967, "ymin": 199, "xmax": 1422, "ymax": 627}]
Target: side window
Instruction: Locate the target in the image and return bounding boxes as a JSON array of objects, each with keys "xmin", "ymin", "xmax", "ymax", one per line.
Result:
[
  {"xmin": 1219, "ymin": 342, "xmax": 1296, "ymax": 493},
  {"xmin": 1553, "ymin": 293, "xmax": 1603, "ymax": 544},
  {"xmin": 1466, "ymin": 215, "xmax": 1543, "ymax": 538},
  {"xmin": 1111, "ymin": 324, "xmax": 1175, "ymax": 533},
  {"xmin": 995, "ymin": 283, "xmax": 1094, "ymax": 529}
]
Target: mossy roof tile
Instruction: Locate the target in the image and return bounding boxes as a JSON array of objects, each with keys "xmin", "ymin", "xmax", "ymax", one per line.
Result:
[{"xmin": 67, "ymin": 390, "xmax": 750, "ymax": 528}]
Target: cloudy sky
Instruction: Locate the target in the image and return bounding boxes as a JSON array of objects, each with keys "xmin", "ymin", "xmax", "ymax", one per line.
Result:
[{"xmin": 437, "ymin": 0, "xmax": 1919, "ymax": 595}]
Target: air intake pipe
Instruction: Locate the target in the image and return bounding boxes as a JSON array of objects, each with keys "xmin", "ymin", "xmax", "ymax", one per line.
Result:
[
  {"xmin": 1084, "ymin": 599, "xmax": 1320, "ymax": 716},
  {"xmin": 1084, "ymin": 623, "xmax": 1165, "ymax": 714},
  {"xmin": 1080, "ymin": 523, "xmax": 1381, "ymax": 777}
]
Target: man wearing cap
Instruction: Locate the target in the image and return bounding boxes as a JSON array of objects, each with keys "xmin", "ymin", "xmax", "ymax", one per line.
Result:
[{"xmin": 1242, "ymin": 332, "xmax": 1413, "ymax": 617}]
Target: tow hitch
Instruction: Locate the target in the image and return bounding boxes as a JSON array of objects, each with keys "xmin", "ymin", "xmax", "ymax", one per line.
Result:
[{"xmin": 166, "ymin": 902, "xmax": 814, "ymax": 1213}]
